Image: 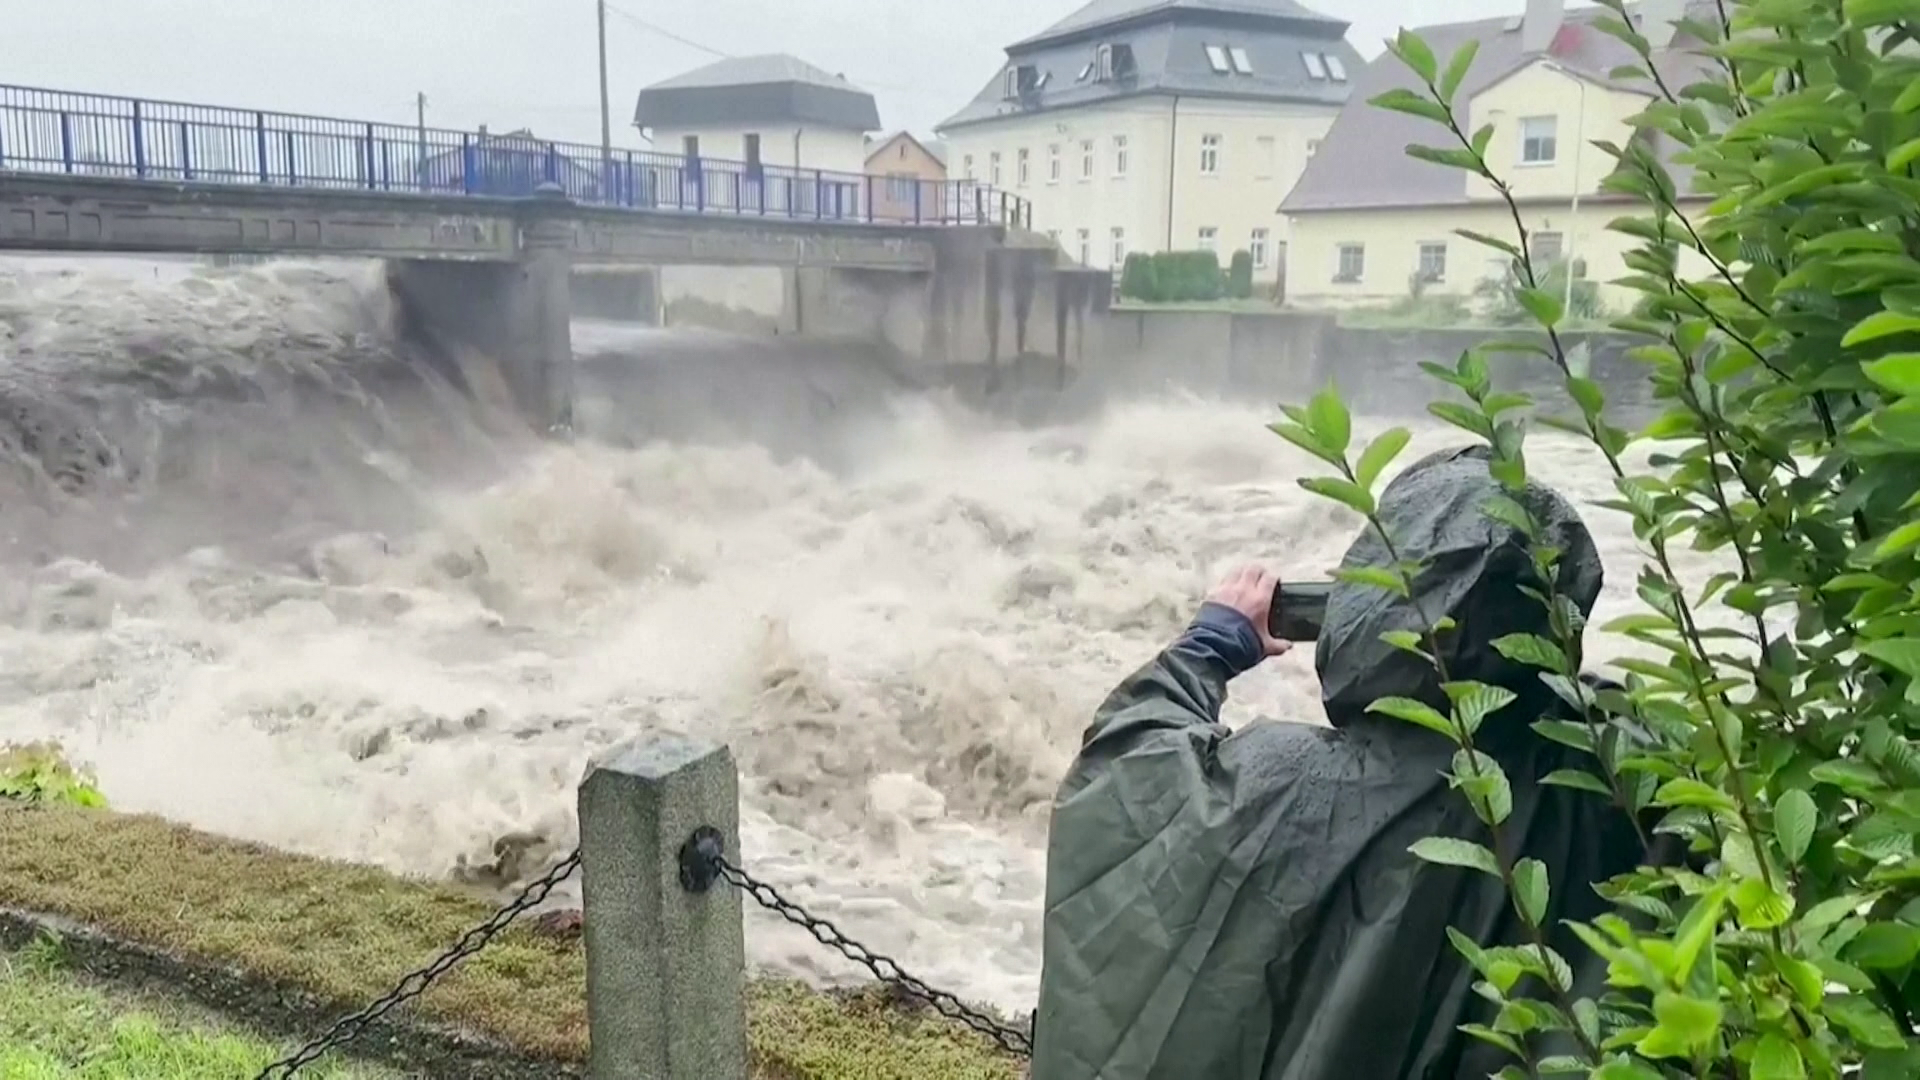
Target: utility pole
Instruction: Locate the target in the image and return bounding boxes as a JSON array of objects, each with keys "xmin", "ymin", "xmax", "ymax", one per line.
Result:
[
  {"xmin": 597, "ymin": 0, "xmax": 613, "ymax": 170},
  {"xmin": 415, "ymin": 91, "xmax": 428, "ymax": 191}
]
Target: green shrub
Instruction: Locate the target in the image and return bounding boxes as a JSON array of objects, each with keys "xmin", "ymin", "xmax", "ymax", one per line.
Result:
[
  {"xmin": 1, "ymin": 743, "xmax": 106, "ymax": 809},
  {"xmin": 1277, "ymin": 3, "xmax": 1920, "ymax": 1075},
  {"xmin": 1228, "ymin": 250, "xmax": 1255, "ymax": 300},
  {"xmin": 1119, "ymin": 253, "xmax": 1159, "ymax": 301}
]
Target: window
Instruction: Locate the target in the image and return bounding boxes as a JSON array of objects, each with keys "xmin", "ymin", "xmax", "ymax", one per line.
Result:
[
  {"xmin": 963, "ymin": 153, "xmax": 975, "ymax": 180},
  {"xmin": 1096, "ymin": 44, "xmax": 1114, "ymax": 81},
  {"xmin": 1530, "ymin": 231, "xmax": 1565, "ymax": 265},
  {"xmin": 1520, "ymin": 116, "xmax": 1558, "ymax": 164},
  {"xmin": 682, "ymin": 134, "xmax": 700, "ymax": 159},
  {"xmin": 1113, "ymin": 134, "xmax": 1129, "ymax": 176},
  {"xmin": 887, "ymin": 172, "xmax": 915, "ymax": 200},
  {"xmin": 1250, "ymin": 228, "xmax": 1270, "ymax": 269},
  {"xmin": 1418, "ymin": 241, "xmax": 1448, "ymax": 282},
  {"xmin": 1111, "ymin": 226, "xmax": 1126, "ymax": 266},
  {"xmin": 1079, "ymin": 62, "xmax": 1094, "ymax": 81},
  {"xmin": 1199, "ymin": 226, "xmax": 1218, "ymax": 252},
  {"xmin": 1077, "ymin": 228, "xmax": 1091, "ymax": 265},
  {"xmin": 1017, "ymin": 147, "xmax": 1030, "ymax": 186},
  {"xmin": 1049, "ymin": 143, "xmax": 1061, "ymax": 183},
  {"xmin": 1206, "ymin": 45, "xmax": 1231, "ymax": 73},
  {"xmin": 744, "ymin": 133, "xmax": 762, "ymax": 178},
  {"xmin": 1005, "ymin": 69, "xmax": 1019, "ymax": 99},
  {"xmin": 1303, "ymin": 52, "xmax": 1329, "ymax": 80},
  {"xmin": 1255, "ymin": 135, "xmax": 1276, "ymax": 180},
  {"xmin": 1200, "ymin": 133, "xmax": 1221, "ymax": 175},
  {"xmin": 990, "ymin": 151, "xmax": 1001, "ymax": 186},
  {"xmin": 1047, "ymin": 228, "xmax": 1061, "ymax": 245},
  {"xmin": 1080, "ymin": 140, "xmax": 1094, "ymax": 180},
  {"xmin": 1324, "ymin": 54, "xmax": 1349, "ymax": 81},
  {"xmin": 1336, "ymin": 243, "xmax": 1365, "ymax": 282},
  {"xmin": 1230, "ymin": 47, "xmax": 1253, "ymax": 75}
]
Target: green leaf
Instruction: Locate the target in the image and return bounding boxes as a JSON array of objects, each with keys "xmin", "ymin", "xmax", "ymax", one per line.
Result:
[
  {"xmin": 1334, "ymin": 565, "xmax": 1409, "ymax": 595},
  {"xmin": 1810, "ymin": 759, "xmax": 1887, "ymax": 794},
  {"xmin": 1750, "ymin": 1033, "xmax": 1806, "ymax": 1080},
  {"xmin": 1440, "ymin": 39, "xmax": 1481, "ymax": 101},
  {"xmin": 1827, "ymin": 993, "xmax": 1907, "ymax": 1049},
  {"xmin": 1393, "ymin": 28, "xmax": 1440, "ymax": 84},
  {"xmin": 1654, "ymin": 777, "xmax": 1738, "ymax": 812},
  {"xmin": 1491, "ymin": 633, "xmax": 1569, "ymax": 673},
  {"xmin": 1408, "ymin": 836, "xmax": 1500, "ymax": 877},
  {"xmin": 1355, "ymin": 427, "xmax": 1411, "ymax": 491},
  {"xmin": 1591, "ymin": 1061, "xmax": 1663, "ymax": 1080},
  {"xmin": 1455, "ymin": 229, "xmax": 1521, "ymax": 260},
  {"xmin": 1890, "ymin": 136, "xmax": 1920, "ymax": 174},
  {"xmin": 1298, "ymin": 476, "xmax": 1374, "ymax": 516},
  {"xmin": 1870, "ymin": 519, "xmax": 1920, "ymax": 563},
  {"xmin": 1543, "ymin": 769, "xmax": 1614, "ymax": 796},
  {"xmin": 1268, "ymin": 421, "xmax": 1338, "ymax": 465},
  {"xmin": 1732, "ymin": 877, "xmax": 1795, "ymax": 930},
  {"xmin": 1379, "ymin": 629, "xmax": 1428, "ymax": 656},
  {"xmin": 1774, "ymin": 788, "xmax": 1815, "ymax": 866},
  {"xmin": 1369, "ymin": 696, "xmax": 1457, "ymax": 740},
  {"xmin": 1516, "ymin": 287, "xmax": 1565, "ymax": 329},
  {"xmin": 1444, "ymin": 681, "xmax": 1517, "ymax": 736},
  {"xmin": 1898, "ymin": 73, "xmax": 1920, "ymax": 113},
  {"xmin": 1864, "ymin": 353, "xmax": 1920, "ymax": 395},
  {"xmin": 1307, "ymin": 384, "xmax": 1352, "ymax": 456},
  {"xmin": 1845, "ymin": 922, "xmax": 1920, "ymax": 969},
  {"xmin": 1532, "ymin": 720, "xmax": 1596, "ymax": 753},
  {"xmin": 1368, "ymin": 87, "xmax": 1452, "ymax": 125},
  {"xmin": 1637, "ymin": 991, "xmax": 1722, "ymax": 1058},
  {"xmin": 1453, "ymin": 748, "xmax": 1512, "ymax": 827},
  {"xmin": 1512, "ymin": 857, "xmax": 1548, "ymax": 926},
  {"xmin": 1843, "ymin": 309, "xmax": 1920, "ymax": 348}
]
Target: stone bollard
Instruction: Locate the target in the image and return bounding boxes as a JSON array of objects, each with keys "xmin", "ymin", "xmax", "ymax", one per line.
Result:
[{"xmin": 579, "ymin": 735, "xmax": 746, "ymax": 1080}]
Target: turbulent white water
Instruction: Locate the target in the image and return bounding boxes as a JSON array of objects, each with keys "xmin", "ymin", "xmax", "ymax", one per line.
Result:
[{"xmin": 0, "ymin": 254, "xmax": 1731, "ymax": 1014}]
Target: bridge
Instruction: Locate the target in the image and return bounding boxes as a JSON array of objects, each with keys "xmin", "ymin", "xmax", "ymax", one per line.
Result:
[{"xmin": 0, "ymin": 85, "xmax": 1102, "ymax": 429}]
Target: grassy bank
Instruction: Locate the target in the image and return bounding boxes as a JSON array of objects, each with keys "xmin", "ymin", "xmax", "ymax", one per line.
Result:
[
  {"xmin": 0, "ymin": 937, "xmax": 396, "ymax": 1078},
  {"xmin": 0, "ymin": 804, "xmax": 1022, "ymax": 1079}
]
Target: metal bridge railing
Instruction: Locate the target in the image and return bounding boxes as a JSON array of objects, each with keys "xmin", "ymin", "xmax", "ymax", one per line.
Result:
[{"xmin": 0, "ymin": 84, "xmax": 1033, "ymax": 230}]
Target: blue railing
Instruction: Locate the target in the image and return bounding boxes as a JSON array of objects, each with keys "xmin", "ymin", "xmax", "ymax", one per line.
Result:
[{"xmin": 0, "ymin": 85, "xmax": 1032, "ymax": 230}]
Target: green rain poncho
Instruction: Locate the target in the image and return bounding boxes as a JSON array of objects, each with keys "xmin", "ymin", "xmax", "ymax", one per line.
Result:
[{"xmin": 1031, "ymin": 445, "xmax": 1656, "ymax": 1080}]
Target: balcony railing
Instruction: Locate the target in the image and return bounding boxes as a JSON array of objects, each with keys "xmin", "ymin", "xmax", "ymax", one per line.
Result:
[{"xmin": 0, "ymin": 85, "xmax": 1032, "ymax": 230}]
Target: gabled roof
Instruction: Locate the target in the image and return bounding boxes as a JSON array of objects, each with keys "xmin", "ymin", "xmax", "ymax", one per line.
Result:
[
  {"xmin": 1012, "ymin": 0, "xmax": 1344, "ymax": 50},
  {"xmin": 864, "ymin": 130, "xmax": 947, "ymax": 169},
  {"xmin": 937, "ymin": 0, "xmax": 1358, "ymax": 132},
  {"xmin": 634, "ymin": 53, "xmax": 881, "ymax": 132},
  {"xmin": 1280, "ymin": 2, "xmax": 1718, "ymax": 214}
]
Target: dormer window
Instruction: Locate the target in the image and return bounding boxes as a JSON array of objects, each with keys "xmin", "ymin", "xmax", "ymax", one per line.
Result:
[
  {"xmin": 1094, "ymin": 43, "xmax": 1135, "ymax": 82},
  {"xmin": 1205, "ymin": 45, "xmax": 1230, "ymax": 73},
  {"xmin": 1324, "ymin": 54, "xmax": 1348, "ymax": 81},
  {"xmin": 1303, "ymin": 52, "xmax": 1328, "ymax": 80},
  {"xmin": 1229, "ymin": 47, "xmax": 1253, "ymax": 74},
  {"xmin": 1079, "ymin": 62, "xmax": 1094, "ymax": 81},
  {"xmin": 1005, "ymin": 68, "xmax": 1020, "ymax": 98},
  {"xmin": 1096, "ymin": 44, "xmax": 1114, "ymax": 81},
  {"xmin": 1004, "ymin": 64, "xmax": 1041, "ymax": 100}
]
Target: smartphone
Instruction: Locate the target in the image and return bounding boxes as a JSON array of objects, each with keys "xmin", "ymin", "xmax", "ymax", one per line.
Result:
[{"xmin": 1269, "ymin": 581, "xmax": 1333, "ymax": 642}]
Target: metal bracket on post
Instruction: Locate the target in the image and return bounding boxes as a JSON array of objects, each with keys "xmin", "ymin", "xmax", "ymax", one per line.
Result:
[{"xmin": 678, "ymin": 826, "xmax": 724, "ymax": 893}]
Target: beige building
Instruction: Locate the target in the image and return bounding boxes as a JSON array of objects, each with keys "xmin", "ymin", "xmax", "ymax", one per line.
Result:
[
  {"xmin": 935, "ymin": 0, "xmax": 1364, "ymax": 281},
  {"xmin": 633, "ymin": 54, "xmax": 880, "ymax": 176},
  {"xmin": 863, "ymin": 131, "xmax": 948, "ymax": 222},
  {"xmin": 1280, "ymin": 0, "xmax": 1714, "ymax": 312}
]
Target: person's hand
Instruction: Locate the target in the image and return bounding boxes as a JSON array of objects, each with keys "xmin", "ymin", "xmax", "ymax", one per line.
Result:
[{"xmin": 1206, "ymin": 565, "xmax": 1292, "ymax": 658}]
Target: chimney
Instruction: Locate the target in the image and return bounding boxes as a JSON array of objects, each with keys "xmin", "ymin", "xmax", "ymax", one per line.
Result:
[
  {"xmin": 1641, "ymin": 0, "xmax": 1685, "ymax": 49},
  {"xmin": 1522, "ymin": 0, "xmax": 1565, "ymax": 54}
]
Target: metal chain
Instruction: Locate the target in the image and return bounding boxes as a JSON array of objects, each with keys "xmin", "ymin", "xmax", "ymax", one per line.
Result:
[
  {"xmin": 253, "ymin": 848, "xmax": 583, "ymax": 1080},
  {"xmin": 713, "ymin": 855, "xmax": 1034, "ymax": 1058}
]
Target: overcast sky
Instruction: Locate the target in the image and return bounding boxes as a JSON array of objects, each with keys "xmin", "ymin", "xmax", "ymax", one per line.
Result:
[{"xmin": 2, "ymin": 0, "xmax": 1575, "ymax": 145}]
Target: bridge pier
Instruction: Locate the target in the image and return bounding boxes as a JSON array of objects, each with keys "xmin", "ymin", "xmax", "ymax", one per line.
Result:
[{"xmin": 520, "ymin": 185, "xmax": 576, "ymax": 434}]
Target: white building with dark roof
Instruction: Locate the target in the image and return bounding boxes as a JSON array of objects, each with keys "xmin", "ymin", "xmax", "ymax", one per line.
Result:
[
  {"xmin": 936, "ymin": 0, "xmax": 1363, "ymax": 282},
  {"xmin": 1279, "ymin": 0, "xmax": 1715, "ymax": 311},
  {"xmin": 633, "ymin": 54, "xmax": 881, "ymax": 176}
]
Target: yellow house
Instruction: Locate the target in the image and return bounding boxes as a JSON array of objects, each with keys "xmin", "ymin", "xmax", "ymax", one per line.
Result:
[{"xmin": 1280, "ymin": 0, "xmax": 1714, "ymax": 313}]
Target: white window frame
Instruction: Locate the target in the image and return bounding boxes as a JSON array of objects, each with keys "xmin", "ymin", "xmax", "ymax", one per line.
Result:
[
  {"xmin": 1198, "ymin": 226, "xmax": 1218, "ymax": 252},
  {"xmin": 1205, "ymin": 45, "xmax": 1231, "ymax": 73},
  {"xmin": 1255, "ymin": 135, "xmax": 1276, "ymax": 180},
  {"xmin": 1530, "ymin": 230, "xmax": 1566, "ymax": 265},
  {"xmin": 1250, "ymin": 228, "xmax": 1270, "ymax": 269},
  {"xmin": 1080, "ymin": 139, "xmax": 1094, "ymax": 181},
  {"xmin": 1111, "ymin": 226, "xmax": 1126, "ymax": 266},
  {"xmin": 963, "ymin": 154, "xmax": 974, "ymax": 180},
  {"xmin": 1200, "ymin": 133, "xmax": 1221, "ymax": 175},
  {"xmin": 1335, "ymin": 242, "xmax": 1365, "ymax": 282},
  {"xmin": 1229, "ymin": 47, "xmax": 1253, "ymax": 75},
  {"xmin": 1417, "ymin": 241, "xmax": 1448, "ymax": 283},
  {"xmin": 1017, "ymin": 147, "xmax": 1030, "ymax": 186},
  {"xmin": 990, "ymin": 151, "xmax": 1002, "ymax": 186},
  {"xmin": 1048, "ymin": 143, "xmax": 1061, "ymax": 183},
  {"xmin": 1520, "ymin": 115, "xmax": 1559, "ymax": 164},
  {"xmin": 1303, "ymin": 52, "xmax": 1329, "ymax": 80},
  {"xmin": 1077, "ymin": 227, "xmax": 1091, "ymax": 266},
  {"xmin": 1113, "ymin": 134, "xmax": 1129, "ymax": 177},
  {"xmin": 1324, "ymin": 53, "xmax": 1348, "ymax": 81}
]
